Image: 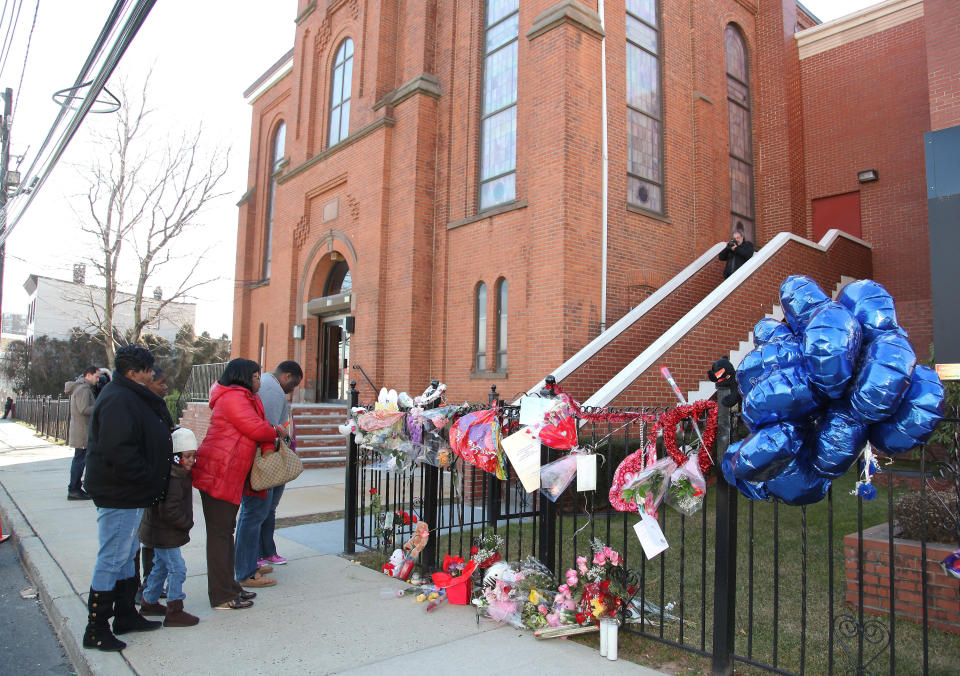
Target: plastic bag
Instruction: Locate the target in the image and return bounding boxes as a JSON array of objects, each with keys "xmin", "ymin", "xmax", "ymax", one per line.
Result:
[
  {"xmin": 609, "ymin": 453, "xmax": 674, "ymax": 517},
  {"xmin": 765, "ymin": 447, "xmax": 831, "ymax": 506},
  {"xmin": 802, "ymin": 302, "xmax": 862, "ymax": 399},
  {"xmin": 848, "ymin": 331, "xmax": 917, "ymax": 423},
  {"xmin": 780, "ymin": 275, "xmax": 830, "ymax": 334},
  {"xmin": 539, "ymin": 453, "xmax": 578, "ymax": 502},
  {"xmin": 812, "ymin": 402, "xmax": 868, "ymax": 478},
  {"xmin": 837, "ymin": 279, "xmax": 900, "ymax": 343},
  {"xmin": 869, "ymin": 364, "xmax": 945, "ymax": 455},
  {"xmin": 728, "ymin": 420, "xmax": 809, "ymax": 482},
  {"xmin": 665, "ymin": 455, "xmax": 707, "ymax": 516},
  {"xmin": 737, "ymin": 336, "xmax": 804, "ymax": 401},
  {"xmin": 721, "ymin": 449, "xmax": 769, "ymax": 501},
  {"xmin": 449, "ymin": 408, "xmax": 507, "ymax": 479},
  {"xmin": 742, "ymin": 366, "xmax": 822, "ymax": 429},
  {"xmin": 753, "ymin": 317, "xmax": 795, "ymax": 346}
]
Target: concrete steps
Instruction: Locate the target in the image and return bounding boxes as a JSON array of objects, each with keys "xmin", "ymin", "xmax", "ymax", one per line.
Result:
[{"xmin": 292, "ymin": 403, "xmax": 349, "ymax": 468}]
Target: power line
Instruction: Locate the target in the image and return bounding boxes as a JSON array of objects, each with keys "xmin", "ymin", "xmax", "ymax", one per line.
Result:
[
  {"xmin": 0, "ymin": 0, "xmax": 23, "ymax": 80},
  {"xmin": 12, "ymin": 0, "xmax": 37, "ymax": 115}
]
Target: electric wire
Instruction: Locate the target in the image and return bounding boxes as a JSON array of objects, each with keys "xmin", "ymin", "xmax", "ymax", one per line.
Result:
[
  {"xmin": 12, "ymin": 0, "xmax": 38, "ymax": 116},
  {"xmin": 0, "ymin": 0, "xmax": 156, "ymax": 247},
  {"xmin": 0, "ymin": 0, "xmax": 24, "ymax": 80},
  {"xmin": 0, "ymin": 0, "xmax": 13, "ymax": 77}
]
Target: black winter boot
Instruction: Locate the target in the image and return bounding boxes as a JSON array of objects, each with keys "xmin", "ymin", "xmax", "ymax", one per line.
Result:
[
  {"xmin": 111, "ymin": 576, "xmax": 162, "ymax": 635},
  {"xmin": 82, "ymin": 589, "xmax": 127, "ymax": 651}
]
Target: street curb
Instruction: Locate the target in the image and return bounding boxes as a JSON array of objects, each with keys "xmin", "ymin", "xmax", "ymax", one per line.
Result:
[{"xmin": 0, "ymin": 482, "xmax": 136, "ymax": 676}]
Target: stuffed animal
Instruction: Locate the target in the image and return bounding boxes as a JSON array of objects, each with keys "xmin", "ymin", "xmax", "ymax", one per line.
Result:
[{"xmin": 384, "ymin": 548, "xmax": 404, "ymax": 577}]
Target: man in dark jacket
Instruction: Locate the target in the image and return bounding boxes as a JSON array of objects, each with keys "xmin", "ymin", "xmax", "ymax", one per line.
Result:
[
  {"xmin": 65, "ymin": 366, "xmax": 99, "ymax": 500},
  {"xmin": 718, "ymin": 227, "xmax": 755, "ymax": 279},
  {"xmin": 82, "ymin": 345, "xmax": 172, "ymax": 652}
]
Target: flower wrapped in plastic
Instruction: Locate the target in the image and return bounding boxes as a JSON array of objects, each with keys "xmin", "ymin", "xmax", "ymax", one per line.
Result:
[
  {"xmin": 837, "ymin": 279, "xmax": 900, "ymax": 342},
  {"xmin": 539, "ymin": 453, "xmax": 578, "ymax": 502},
  {"xmin": 812, "ymin": 402, "xmax": 868, "ymax": 478},
  {"xmin": 741, "ymin": 366, "xmax": 822, "ymax": 429},
  {"xmin": 665, "ymin": 455, "xmax": 707, "ymax": 516},
  {"xmin": 848, "ymin": 330, "xmax": 917, "ymax": 423},
  {"xmin": 449, "ymin": 408, "xmax": 507, "ymax": 479},
  {"xmin": 737, "ymin": 336, "xmax": 804, "ymax": 400},
  {"xmin": 609, "ymin": 453, "xmax": 674, "ymax": 518},
  {"xmin": 802, "ymin": 301, "xmax": 862, "ymax": 399},
  {"xmin": 780, "ymin": 275, "xmax": 831, "ymax": 334},
  {"xmin": 869, "ymin": 364, "xmax": 945, "ymax": 455}
]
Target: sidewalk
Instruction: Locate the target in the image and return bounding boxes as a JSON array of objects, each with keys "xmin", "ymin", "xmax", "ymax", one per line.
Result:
[{"xmin": 0, "ymin": 420, "xmax": 662, "ymax": 675}]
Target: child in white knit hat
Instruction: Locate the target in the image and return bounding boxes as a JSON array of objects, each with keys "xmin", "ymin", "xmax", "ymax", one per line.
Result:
[{"xmin": 137, "ymin": 427, "xmax": 199, "ymax": 627}]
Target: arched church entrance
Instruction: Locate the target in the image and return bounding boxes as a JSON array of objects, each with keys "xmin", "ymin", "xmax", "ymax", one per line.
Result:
[{"xmin": 306, "ymin": 256, "xmax": 352, "ymax": 402}]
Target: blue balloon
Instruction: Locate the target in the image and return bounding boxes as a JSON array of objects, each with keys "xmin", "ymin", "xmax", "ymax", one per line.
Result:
[
  {"xmin": 753, "ymin": 318, "xmax": 795, "ymax": 347},
  {"xmin": 836, "ymin": 279, "xmax": 899, "ymax": 342},
  {"xmin": 802, "ymin": 302, "xmax": 862, "ymax": 399},
  {"xmin": 848, "ymin": 331, "xmax": 917, "ymax": 423},
  {"xmin": 869, "ymin": 365, "xmax": 945, "ymax": 454},
  {"xmin": 742, "ymin": 366, "xmax": 823, "ymax": 429},
  {"xmin": 780, "ymin": 275, "xmax": 830, "ymax": 334},
  {"xmin": 766, "ymin": 447, "xmax": 832, "ymax": 506},
  {"xmin": 721, "ymin": 448, "xmax": 769, "ymax": 501},
  {"xmin": 812, "ymin": 402, "xmax": 868, "ymax": 478},
  {"xmin": 729, "ymin": 420, "xmax": 809, "ymax": 482},
  {"xmin": 737, "ymin": 337, "xmax": 804, "ymax": 400}
]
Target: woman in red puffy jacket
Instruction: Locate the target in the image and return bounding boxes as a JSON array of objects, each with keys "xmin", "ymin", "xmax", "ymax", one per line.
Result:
[{"xmin": 192, "ymin": 359, "xmax": 282, "ymax": 610}]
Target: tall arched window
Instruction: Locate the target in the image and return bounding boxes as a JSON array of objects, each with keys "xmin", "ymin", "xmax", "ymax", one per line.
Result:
[
  {"xmin": 725, "ymin": 25, "xmax": 755, "ymax": 240},
  {"xmin": 475, "ymin": 282, "xmax": 487, "ymax": 371},
  {"xmin": 495, "ymin": 278, "xmax": 508, "ymax": 371},
  {"xmin": 329, "ymin": 39, "xmax": 354, "ymax": 147},
  {"xmin": 480, "ymin": 0, "xmax": 519, "ymax": 210},
  {"xmin": 263, "ymin": 122, "xmax": 286, "ymax": 279},
  {"xmin": 626, "ymin": 0, "xmax": 663, "ymax": 213}
]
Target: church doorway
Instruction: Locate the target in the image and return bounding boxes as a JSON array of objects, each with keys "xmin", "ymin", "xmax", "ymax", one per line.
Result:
[{"xmin": 307, "ymin": 258, "xmax": 352, "ymax": 402}]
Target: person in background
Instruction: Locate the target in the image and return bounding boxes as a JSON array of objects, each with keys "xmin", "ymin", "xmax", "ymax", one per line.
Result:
[
  {"xmin": 718, "ymin": 224, "xmax": 755, "ymax": 279},
  {"xmin": 233, "ymin": 361, "xmax": 302, "ymax": 577},
  {"xmin": 65, "ymin": 366, "xmax": 100, "ymax": 500},
  {"xmin": 82, "ymin": 345, "xmax": 171, "ymax": 652},
  {"xmin": 138, "ymin": 427, "xmax": 200, "ymax": 627},
  {"xmin": 192, "ymin": 359, "xmax": 284, "ymax": 609},
  {"xmin": 3, "ymin": 396, "xmax": 13, "ymax": 418}
]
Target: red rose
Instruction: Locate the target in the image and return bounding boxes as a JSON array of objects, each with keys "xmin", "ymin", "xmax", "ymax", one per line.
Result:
[
  {"xmin": 470, "ymin": 546, "xmax": 479, "ymax": 555},
  {"xmin": 412, "ymin": 514, "xmax": 418, "ymax": 523},
  {"xmin": 403, "ymin": 513, "xmax": 412, "ymax": 525},
  {"xmin": 575, "ymin": 613, "xmax": 587, "ymax": 624},
  {"xmin": 369, "ymin": 487, "xmax": 378, "ymax": 495},
  {"xmin": 627, "ymin": 586, "xmax": 636, "ymax": 595}
]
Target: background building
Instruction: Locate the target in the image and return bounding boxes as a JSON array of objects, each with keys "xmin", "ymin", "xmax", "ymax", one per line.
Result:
[{"xmin": 232, "ymin": 0, "xmax": 957, "ymax": 406}]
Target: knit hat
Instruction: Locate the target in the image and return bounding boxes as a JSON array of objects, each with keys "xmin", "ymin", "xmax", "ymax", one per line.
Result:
[{"xmin": 172, "ymin": 427, "xmax": 198, "ymax": 454}]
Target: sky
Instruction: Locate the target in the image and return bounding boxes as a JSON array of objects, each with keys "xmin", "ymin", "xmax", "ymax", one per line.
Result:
[{"xmin": 0, "ymin": 0, "xmax": 877, "ymax": 339}]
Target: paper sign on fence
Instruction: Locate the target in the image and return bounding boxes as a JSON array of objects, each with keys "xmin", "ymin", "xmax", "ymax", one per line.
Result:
[
  {"xmin": 576, "ymin": 454, "xmax": 596, "ymax": 492},
  {"xmin": 501, "ymin": 429, "xmax": 541, "ymax": 493},
  {"xmin": 634, "ymin": 514, "xmax": 669, "ymax": 559}
]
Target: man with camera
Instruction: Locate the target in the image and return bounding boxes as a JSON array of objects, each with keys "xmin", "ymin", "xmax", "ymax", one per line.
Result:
[
  {"xmin": 718, "ymin": 225, "xmax": 754, "ymax": 279},
  {"xmin": 65, "ymin": 366, "xmax": 101, "ymax": 500}
]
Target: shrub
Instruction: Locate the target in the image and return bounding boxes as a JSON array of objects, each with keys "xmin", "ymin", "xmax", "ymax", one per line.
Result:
[{"xmin": 894, "ymin": 491, "xmax": 959, "ymax": 544}]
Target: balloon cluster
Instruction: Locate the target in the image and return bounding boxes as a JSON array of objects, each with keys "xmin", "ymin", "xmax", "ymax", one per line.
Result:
[{"xmin": 721, "ymin": 276, "xmax": 946, "ymax": 505}]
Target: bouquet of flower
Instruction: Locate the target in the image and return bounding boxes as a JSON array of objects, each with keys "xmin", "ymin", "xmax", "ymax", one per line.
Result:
[
  {"xmin": 614, "ymin": 456, "xmax": 675, "ymax": 519},
  {"xmin": 563, "ymin": 540, "xmax": 635, "ymax": 623},
  {"xmin": 470, "ymin": 532, "xmax": 504, "ymax": 569},
  {"xmin": 664, "ymin": 454, "xmax": 707, "ymax": 516}
]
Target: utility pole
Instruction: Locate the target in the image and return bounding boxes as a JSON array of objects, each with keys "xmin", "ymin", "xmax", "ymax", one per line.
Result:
[{"xmin": 0, "ymin": 87, "xmax": 12, "ymax": 331}]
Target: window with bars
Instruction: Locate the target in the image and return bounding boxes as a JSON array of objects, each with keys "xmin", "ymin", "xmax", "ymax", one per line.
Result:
[
  {"xmin": 263, "ymin": 121, "xmax": 286, "ymax": 279},
  {"xmin": 495, "ymin": 278, "xmax": 508, "ymax": 371},
  {"xmin": 480, "ymin": 0, "xmax": 519, "ymax": 210},
  {"xmin": 725, "ymin": 25, "xmax": 755, "ymax": 240},
  {"xmin": 626, "ymin": 0, "xmax": 663, "ymax": 214},
  {"xmin": 329, "ymin": 39, "xmax": 354, "ymax": 147},
  {"xmin": 475, "ymin": 282, "xmax": 488, "ymax": 371}
]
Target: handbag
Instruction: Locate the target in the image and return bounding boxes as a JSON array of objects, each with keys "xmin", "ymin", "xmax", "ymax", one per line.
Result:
[{"xmin": 250, "ymin": 437, "xmax": 303, "ymax": 491}]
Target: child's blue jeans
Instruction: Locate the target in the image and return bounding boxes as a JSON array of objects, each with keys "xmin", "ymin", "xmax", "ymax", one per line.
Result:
[{"xmin": 143, "ymin": 547, "xmax": 187, "ymax": 603}]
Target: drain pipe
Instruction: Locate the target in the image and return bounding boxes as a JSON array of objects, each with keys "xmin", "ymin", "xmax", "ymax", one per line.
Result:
[{"xmin": 599, "ymin": 0, "xmax": 609, "ymax": 332}]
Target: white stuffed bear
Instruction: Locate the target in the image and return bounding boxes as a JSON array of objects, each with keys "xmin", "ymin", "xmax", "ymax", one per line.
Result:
[{"xmin": 386, "ymin": 548, "xmax": 404, "ymax": 577}]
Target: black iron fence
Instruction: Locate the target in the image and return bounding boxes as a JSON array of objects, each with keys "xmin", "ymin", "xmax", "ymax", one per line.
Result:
[
  {"xmin": 12, "ymin": 395, "xmax": 71, "ymax": 443},
  {"xmin": 174, "ymin": 361, "xmax": 228, "ymax": 420},
  {"xmin": 343, "ymin": 379, "xmax": 960, "ymax": 675}
]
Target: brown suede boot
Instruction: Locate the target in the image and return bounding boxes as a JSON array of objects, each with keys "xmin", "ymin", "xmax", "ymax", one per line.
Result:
[
  {"xmin": 163, "ymin": 599, "xmax": 199, "ymax": 627},
  {"xmin": 139, "ymin": 600, "xmax": 167, "ymax": 617}
]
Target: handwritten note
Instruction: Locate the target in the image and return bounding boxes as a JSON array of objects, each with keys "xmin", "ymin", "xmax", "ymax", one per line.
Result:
[
  {"xmin": 634, "ymin": 514, "xmax": 669, "ymax": 559},
  {"xmin": 576, "ymin": 454, "xmax": 596, "ymax": 492},
  {"xmin": 501, "ymin": 428, "xmax": 542, "ymax": 493}
]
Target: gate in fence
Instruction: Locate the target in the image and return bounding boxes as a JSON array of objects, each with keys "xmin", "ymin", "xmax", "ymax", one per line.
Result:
[{"xmin": 344, "ymin": 380, "xmax": 959, "ymax": 675}]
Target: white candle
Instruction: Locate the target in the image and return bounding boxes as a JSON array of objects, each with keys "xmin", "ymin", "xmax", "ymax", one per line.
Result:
[{"xmin": 606, "ymin": 620, "xmax": 619, "ymax": 661}]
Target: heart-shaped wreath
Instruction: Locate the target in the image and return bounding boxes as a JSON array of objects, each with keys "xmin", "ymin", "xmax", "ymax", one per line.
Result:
[{"xmin": 647, "ymin": 399, "xmax": 718, "ymax": 474}]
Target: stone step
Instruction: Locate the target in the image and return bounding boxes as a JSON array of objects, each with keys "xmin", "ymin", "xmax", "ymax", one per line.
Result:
[
  {"xmin": 292, "ymin": 413, "xmax": 345, "ymax": 422},
  {"xmin": 295, "ymin": 423, "xmax": 342, "ymax": 432},
  {"xmin": 296, "ymin": 433, "xmax": 346, "ymax": 444},
  {"xmin": 291, "ymin": 403, "xmax": 349, "ymax": 410},
  {"xmin": 302, "ymin": 456, "xmax": 346, "ymax": 468}
]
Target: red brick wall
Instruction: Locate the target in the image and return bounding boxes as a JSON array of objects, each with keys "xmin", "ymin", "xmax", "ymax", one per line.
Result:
[
  {"xmin": 925, "ymin": 0, "xmax": 960, "ymax": 132},
  {"xmin": 611, "ymin": 234, "xmax": 872, "ymax": 407},
  {"xmin": 800, "ymin": 17, "xmax": 933, "ymax": 354},
  {"xmin": 845, "ymin": 523, "xmax": 960, "ymax": 636},
  {"xmin": 178, "ymin": 402, "xmax": 213, "ymax": 445}
]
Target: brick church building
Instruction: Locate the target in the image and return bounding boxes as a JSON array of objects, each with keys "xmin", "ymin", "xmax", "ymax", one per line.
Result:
[{"xmin": 231, "ymin": 0, "xmax": 958, "ymax": 408}]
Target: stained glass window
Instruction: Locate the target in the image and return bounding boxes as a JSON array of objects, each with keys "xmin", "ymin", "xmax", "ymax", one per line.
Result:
[
  {"xmin": 480, "ymin": 1, "xmax": 519, "ymax": 209},
  {"xmin": 476, "ymin": 282, "xmax": 488, "ymax": 371},
  {"xmin": 263, "ymin": 121, "xmax": 286, "ymax": 279},
  {"xmin": 726, "ymin": 25, "xmax": 754, "ymax": 240},
  {"xmin": 329, "ymin": 39, "xmax": 354, "ymax": 147},
  {"xmin": 626, "ymin": 2, "xmax": 663, "ymax": 212}
]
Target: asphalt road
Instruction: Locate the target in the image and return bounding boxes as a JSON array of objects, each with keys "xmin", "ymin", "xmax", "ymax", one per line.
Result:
[{"xmin": 0, "ymin": 540, "xmax": 75, "ymax": 675}]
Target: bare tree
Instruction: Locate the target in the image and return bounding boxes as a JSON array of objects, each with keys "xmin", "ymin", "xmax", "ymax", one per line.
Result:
[{"xmin": 74, "ymin": 77, "xmax": 229, "ymax": 365}]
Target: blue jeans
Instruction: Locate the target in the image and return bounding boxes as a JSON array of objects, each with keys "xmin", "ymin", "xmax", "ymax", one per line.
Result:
[
  {"xmin": 259, "ymin": 485, "xmax": 284, "ymax": 559},
  {"xmin": 69, "ymin": 448, "xmax": 86, "ymax": 492},
  {"xmin": 234, "ymin": 492, "xmax": 272, "ymax": 581},
  {"xmin": 91, "ymin": 507, "xmax": 143, "ymax": 591},
  {"xmin": 143, "ymin": 547, "xmax": 186, "ymax": 603}
]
